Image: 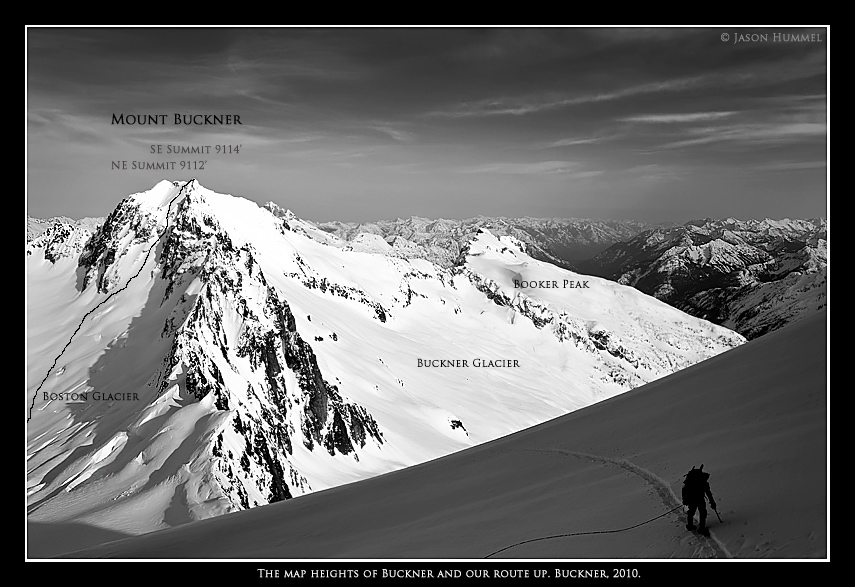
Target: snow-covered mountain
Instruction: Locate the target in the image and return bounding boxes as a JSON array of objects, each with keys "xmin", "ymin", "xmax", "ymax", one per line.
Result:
[
  {"xmin": 581, "ymin": 218, "xmax": 827, "ymax": 339},
  {"xmin": 26, "ymin": 180, "xmax": 743, "ymax": 554},
  {"xmin": 292, "ymin": 209, "xmax": 655, "ymax": 270},
  {"xmin": 26, "ymin": 216, "xmax": 103, "ymax": 259}
]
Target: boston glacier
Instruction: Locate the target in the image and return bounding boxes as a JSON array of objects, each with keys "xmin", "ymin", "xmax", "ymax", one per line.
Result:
[{"xmin": 26, "ymin": 180, "xmax": 744, "ymax": 549}]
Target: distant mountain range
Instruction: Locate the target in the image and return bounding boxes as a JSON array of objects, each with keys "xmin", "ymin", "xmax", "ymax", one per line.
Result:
[
  {"xmin": 579, "ymin": 218, "xmax": 827, "ymax": 339},
  {"xmin": 302, "ymin": 211, "xmax": 659, "ymax": 269}
]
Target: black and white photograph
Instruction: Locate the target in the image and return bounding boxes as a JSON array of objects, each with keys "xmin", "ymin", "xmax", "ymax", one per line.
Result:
[{"xmin": 25, "ymin": 26, "xmax": 828, "ymax": 575}]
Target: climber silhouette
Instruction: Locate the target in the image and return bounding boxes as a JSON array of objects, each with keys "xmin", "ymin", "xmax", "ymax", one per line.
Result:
[{"xmin": 681, "ymin": 464, "xmax": 717, "ymax": 537}]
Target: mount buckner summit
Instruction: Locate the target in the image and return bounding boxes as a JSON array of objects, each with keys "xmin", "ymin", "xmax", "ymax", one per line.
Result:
[{"xmin": 26, "ymin": 179, "xmax": 744, "ymax": 546}]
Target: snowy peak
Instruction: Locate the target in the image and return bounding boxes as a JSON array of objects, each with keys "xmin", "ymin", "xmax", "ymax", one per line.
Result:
[
  {"xmin": 29, "ymin": 180, "xmax": 386, "ymax": 521},
  {"xmin": 74, "ymin": 180, "xmax": 196, "ymax": 293},
  {"xmin": 130, "ymin": 178, "xmax": 189, "ymax": 209},
  {"xmin": 463, "ymin": 229, "xmax": 530, "ymax": 265}
]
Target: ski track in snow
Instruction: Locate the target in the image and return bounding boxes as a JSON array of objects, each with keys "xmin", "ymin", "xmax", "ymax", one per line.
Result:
[
  {"xmin": 26, "ymin": 180, "xmax": 194, "ymax": 423},
  {"xmin": 531, "ymin": 448, "xmax": 733, "ymax": 559}
]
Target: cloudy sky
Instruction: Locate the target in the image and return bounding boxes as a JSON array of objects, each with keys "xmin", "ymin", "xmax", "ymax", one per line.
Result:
[{"xmin": 26, "ymin": 27, "xmax": 828, "ymax": 223}]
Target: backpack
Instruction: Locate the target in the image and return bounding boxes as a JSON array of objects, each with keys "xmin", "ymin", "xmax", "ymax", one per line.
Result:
[{"xmin": 681, "ymin": 465, "xmax": 709, "ymax": 504}]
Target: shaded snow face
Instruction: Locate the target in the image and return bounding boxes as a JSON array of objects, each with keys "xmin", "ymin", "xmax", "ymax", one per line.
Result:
[{"xmin": 26, "ymin": 180, "xmax": 744, "ymax": 548}]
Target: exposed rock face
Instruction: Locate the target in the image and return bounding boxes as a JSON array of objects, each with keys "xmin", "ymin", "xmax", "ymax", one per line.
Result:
[
  {"xmin": 27, "ymin": 216, "xmax": 103, "ymax": 245},
  {"xmin": 77, "ymin": 197, "xmax": 162, "ymax": 293},
  {"xmin": 26, "ymin": 219, "xmax": 100, "ymax": 263},
  {"xmin": 148, "ymin": 184, "xmax": 383, "ymax": 510}
]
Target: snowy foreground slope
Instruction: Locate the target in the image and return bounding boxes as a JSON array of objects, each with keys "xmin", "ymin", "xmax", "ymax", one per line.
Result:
[
  {"xmin": 27, "ymin": 180, "xmax": 743, "ymax": 557},
  {"xmin": 64, "ymin": 311, "xmax": 827, "ymax": 559}
]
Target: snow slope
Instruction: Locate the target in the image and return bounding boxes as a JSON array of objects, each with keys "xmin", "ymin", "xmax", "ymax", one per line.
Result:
[{"xmin": 55, "ymin": 310, "xmax": 827, "ymax": 559}]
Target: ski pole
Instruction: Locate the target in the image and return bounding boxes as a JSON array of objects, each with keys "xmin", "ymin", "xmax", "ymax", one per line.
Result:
[{"xmin": 713, "ymin": 507, "xmax": 722, "ymax": 523}]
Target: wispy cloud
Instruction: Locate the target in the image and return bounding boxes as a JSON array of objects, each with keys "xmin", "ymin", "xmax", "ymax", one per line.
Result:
[
  {"xmin": 28, "ymin": 109, "xmax": 115, "ymax": 146},
  {"xmin": 655, "ymin": 121, "xmax": 826, "ymax": 150},
  {"xmin": 620, "ymin": 111, "xmax": 737, "ymax": 124},
  {"xmin": 428, "ymin": 76, "xmax": 705, "ymax": 118},
  {"xmin": 368, "ymin": 124, "xmax": 415, "ymax": 143},
  {"xmin": 756, "ymin": 160, "xmax": 827, "ymax": 171},
  {"xmin": 458, "ymin": 161, "xmax": 601, "ymax": 177},
  {"xmin": 621, "ymin": 163, "xmax": 688, "ymax": 182},
  {"xmin": 542, "ymin": 135, "xmax": 613, "ymax": 148}
]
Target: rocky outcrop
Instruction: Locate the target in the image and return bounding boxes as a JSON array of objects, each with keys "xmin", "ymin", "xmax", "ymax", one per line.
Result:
[
  {"xmin": 26, "ymin": 220, "xmax": 98, "ymax": 263},
  {"xmin": 77, "ymin": 197, "xmax": 162, "ymax": 293}
]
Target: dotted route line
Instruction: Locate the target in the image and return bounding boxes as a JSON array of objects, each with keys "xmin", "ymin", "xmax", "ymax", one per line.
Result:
[
  {"xmin": 485, "ymin": 504, "xmax": 684, "ymax": 558},
  {"xmin": 549, "ymin": 449, "xmax": 733, "ymax": 559},
  {"xmin": 26, "ymin": 180, "xmax": 194, "ymax": 423}
]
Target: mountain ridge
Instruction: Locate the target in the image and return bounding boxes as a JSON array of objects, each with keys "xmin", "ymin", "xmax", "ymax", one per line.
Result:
[
  {"xmin": 27, "ymin": 205, "xmax": 825, "ymax": 341},
  {"xmin": 581, "ymin": 217, "xmax": 827, "ymax": 339}
]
